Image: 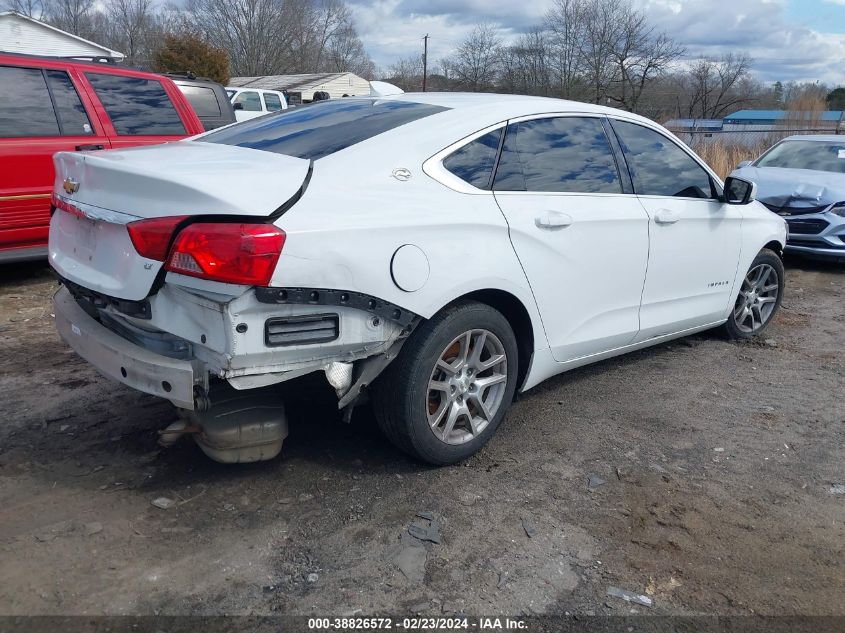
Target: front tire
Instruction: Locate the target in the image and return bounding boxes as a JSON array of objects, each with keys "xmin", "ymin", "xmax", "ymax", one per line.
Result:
[
  {"xmin": 724, "ymin": 248, "xmax": 785, "ymax": 340},
  {"xmin": 373, "ymin": 300, "xmax": 519, "ymax": 465}
]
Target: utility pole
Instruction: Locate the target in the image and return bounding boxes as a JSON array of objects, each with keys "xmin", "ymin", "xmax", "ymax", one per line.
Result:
[{"xmin": 422, "ymin": 34, "xmax": 429, "ymax": 92}]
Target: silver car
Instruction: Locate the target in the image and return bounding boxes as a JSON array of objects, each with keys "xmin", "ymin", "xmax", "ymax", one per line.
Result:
[{"xmin": 732, "ymin": 134, "xmax": 845, "ymax": 261}]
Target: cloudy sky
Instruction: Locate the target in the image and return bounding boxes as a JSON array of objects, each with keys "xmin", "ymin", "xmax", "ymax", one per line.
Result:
[{"xmin": 347, "ymin": 0, "xmax": 845, "ymax": 86}]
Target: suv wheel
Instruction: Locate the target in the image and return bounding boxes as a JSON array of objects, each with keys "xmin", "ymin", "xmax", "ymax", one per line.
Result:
[
  {"xmin": 724, "ymin": 248, "xmax": 784, "ymax": 339},
  {"xmin": 373, "ymin": 301, "xmax": 518, "ymax": 465}
]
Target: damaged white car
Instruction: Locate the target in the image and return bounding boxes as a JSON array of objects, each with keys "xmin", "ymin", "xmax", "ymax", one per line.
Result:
[{"xmin": 49, "ymin": 94, "xmax": 787, "ymax": 465}]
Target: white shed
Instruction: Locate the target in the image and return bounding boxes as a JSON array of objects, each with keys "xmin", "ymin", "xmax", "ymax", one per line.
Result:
[
  {"xmin": 0, "ymin": 11, "xmax": 124, "ymax": 61},
  {"xmin": 229, "ymin": 73, "xmax": 371, "ymax": 104}
]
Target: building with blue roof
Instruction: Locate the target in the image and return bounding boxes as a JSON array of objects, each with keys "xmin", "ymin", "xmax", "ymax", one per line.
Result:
[{"xmin": 723, "ymin": 109, "xmax": 845, "ymax": 129}]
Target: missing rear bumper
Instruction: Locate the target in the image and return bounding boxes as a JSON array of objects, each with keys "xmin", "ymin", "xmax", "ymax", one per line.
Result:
[{"xmin": 53, "ymin": 286, "xmax": 203, "ymax": 409}]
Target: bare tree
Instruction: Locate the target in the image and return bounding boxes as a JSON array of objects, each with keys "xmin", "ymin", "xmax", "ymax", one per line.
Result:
[
  {"xmin": 499, "ymin": 28, "xmax": 552, "ymax": 96},
  {"xmin": 606, "ymin": 9, "xmax": 684, "ymax": 111},
  {"xmin": 102, "ymin": 0, "xmax": 158, "ymax": 65},
  {"xmin": 544, "ymin": 0, "xmax": 587, "ymax": 99},
  {"xmin": 576, "ymin": 0, "xmax": 625, "ymax": 103},
  {"xmin": 326, "ymin": 22, "xmax": 376, "ymax": 78},
  {"xmin": 185, "ymin": 0, "xmax": 371, "ymax": 77},
  {"xmin": 683, "ymin": 53, "xmax": 754, "ymax": 119},
  {"xmin": 186, "ymin": 0, "xmax": 296, "ymax": 75},
  {"xmin": 385, "ymin": 55, "xmax": 424, "ymax": 92},
  {"xmin": 444, "ymin": 23, "xmax": 502, "ymax": 92},
  {"xmin": 4, "ymin": 0, "xmax": 44, "ymax": 18}
]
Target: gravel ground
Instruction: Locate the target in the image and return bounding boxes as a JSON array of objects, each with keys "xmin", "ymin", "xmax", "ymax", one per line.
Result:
[{"xmin": 0, "ymin": 257, "xmax": 843, "ymax": 617}]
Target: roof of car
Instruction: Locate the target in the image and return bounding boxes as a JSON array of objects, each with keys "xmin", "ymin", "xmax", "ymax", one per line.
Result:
[
  {"xmin": 381, "ymin": 92, "xmax": 654, "ymax": 126},
  {"xmin": 0, "ymin": 51, "xmax": 176, "ymax": 80}
]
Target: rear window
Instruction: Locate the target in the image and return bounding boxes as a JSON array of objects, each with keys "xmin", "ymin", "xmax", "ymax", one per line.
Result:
[
  {"xmin": 180, "ymin": 85, "xmax": 221, "ymax": 117},
  {"xmin": 202, "ymin": 99, "xmax": 449, "ymax": 160},
  {"xmin": 86, "ymin": 72, "xmax": 186, "ymax": 136}
]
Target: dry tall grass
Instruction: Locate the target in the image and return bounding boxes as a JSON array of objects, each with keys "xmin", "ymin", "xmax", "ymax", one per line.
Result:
[
  {"xmin": 693, "ymin": 139, "xmax": 771, "ymax": 179},
  {"xmin": 679, "ymin": 94, "xmax": 835, "ymax": 179}
]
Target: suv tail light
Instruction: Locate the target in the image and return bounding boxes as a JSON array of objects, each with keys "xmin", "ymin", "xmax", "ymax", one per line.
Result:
[
  {"xmin": 127, "ymin": 216, "xmax": 189, "ymax": 261},
  {"xmin": 165, "ymin": 223, "xmax": 285, "ymax": 286}
]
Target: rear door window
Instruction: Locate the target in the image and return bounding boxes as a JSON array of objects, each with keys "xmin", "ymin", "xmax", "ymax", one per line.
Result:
[
  {"xmin": 0, "ymin": 65, "xmax": 59, "ymax": 137},
  {"xmin": 234, "ymin": 91, "xmax": 262, "ymax": 112},
  {"xmin": 263, "ymin": 93, "xmax": 284, "ymax": 112},
  {"xmin": 86, "ymin": 72, "xmax": 186, "ymax": 136},
  {"xmin": 45, "ymin": 70, "xmax": 93, "ymax": 136},
  {"xmin": 202, "ymin": 99, "xmax": 449, "ymax": 160},
  {"xmin": 493, "ymin": 117, "xmax": 622, "ymax": 193},
  {"xmin": 180, "ymin": 85, "xmax": 221, "ymax": 117}
]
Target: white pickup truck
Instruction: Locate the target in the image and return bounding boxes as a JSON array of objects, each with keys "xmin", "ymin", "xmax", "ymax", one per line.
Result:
[{"xmin": 226, "ymin": 87, "xmax": 288, "ymax": 122}]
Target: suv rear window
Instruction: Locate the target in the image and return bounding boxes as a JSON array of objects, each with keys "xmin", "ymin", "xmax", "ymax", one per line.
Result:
[
  {"xmin": 86, "ymin": 72, "xmax": 186, "ymax": 136},
  {"xmin": 180, "ymin": 85, "xmax": 221, "ymax": 117},
  {"xmin": 202, "ymin": 99, "xmax": 449, "ymax": 160}
]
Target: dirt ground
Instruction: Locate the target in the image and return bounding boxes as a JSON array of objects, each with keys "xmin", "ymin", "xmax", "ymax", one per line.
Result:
[{"xmin": 0, "ymin": 257, "xmax": 843, "ymax": 618}]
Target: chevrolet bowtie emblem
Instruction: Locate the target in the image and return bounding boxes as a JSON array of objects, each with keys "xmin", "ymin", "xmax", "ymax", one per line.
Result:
[{"xmin": 63, "ymin": 177, "xmax": 79, "ymax": 194}]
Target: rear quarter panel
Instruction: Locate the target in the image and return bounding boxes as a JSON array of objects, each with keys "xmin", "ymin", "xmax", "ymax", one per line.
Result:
[{"xmin": 271, "ymin": 131, "xmax": 548, "ymax": 355}]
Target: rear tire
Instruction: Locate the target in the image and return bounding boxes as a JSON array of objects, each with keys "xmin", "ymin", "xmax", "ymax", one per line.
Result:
[
  {"xmin": 723, "ymin": 248, "xmax": 785, "ymax": 340},
  {"xmin": 372, "ymin": 300, "xmax": 518, "ymax": 465}
]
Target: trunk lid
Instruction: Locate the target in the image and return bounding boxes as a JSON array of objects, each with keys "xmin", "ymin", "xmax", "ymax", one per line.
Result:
[
  {"xmin": 49, "ymin": 141, "xmax": 310, "ymax": 301},
  {"xmin": 52, "ymin": 141, "xmax": 310, "ymax": 218}
]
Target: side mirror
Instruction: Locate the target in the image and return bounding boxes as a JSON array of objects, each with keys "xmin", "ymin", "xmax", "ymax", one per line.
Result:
[
  {"xmin": 724, "ymin": 176, "xmax": 757, "ymax": 205},
  {"xmin": 736, "ymin": 160, "xmax": 752, "ymax": 169},
  {"xmin": 233, "ymin": 102, "xmax": 244, "ymax": 110}
]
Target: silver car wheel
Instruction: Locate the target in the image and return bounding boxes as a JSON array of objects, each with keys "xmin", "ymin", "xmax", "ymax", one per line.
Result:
[
  {"xmin": 426, "ymin": 329, "xmax": 508, "ymax": 445},
  {"xmin": 733, "ymin": 263, "xmax": 780, "ymax": 334}
]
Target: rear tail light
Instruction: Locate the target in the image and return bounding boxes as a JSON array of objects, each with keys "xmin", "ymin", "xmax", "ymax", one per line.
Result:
[
  {"xmin": 127, "ymin": 216, "xmax": 189, "ymax": 261},
  {"xmin": 165, "ymin": 223, "xmax": 285, "ymax": 286}
]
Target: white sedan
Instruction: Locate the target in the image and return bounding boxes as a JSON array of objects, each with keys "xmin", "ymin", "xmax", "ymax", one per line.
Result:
[{"xmin": 48, "ymin": 93, "xmax": 787, "ymax": 465}]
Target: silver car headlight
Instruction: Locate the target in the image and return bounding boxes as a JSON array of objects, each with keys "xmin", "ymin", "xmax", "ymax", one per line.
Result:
[{"xmin": 830, "ymin": 202, "xmax": 845, "ymax": 217}]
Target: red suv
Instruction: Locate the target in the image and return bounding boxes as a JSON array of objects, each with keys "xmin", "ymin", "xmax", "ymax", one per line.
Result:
[{"xmin": 0, "ymin": 53, "xmax": 204, "ymax": 263}]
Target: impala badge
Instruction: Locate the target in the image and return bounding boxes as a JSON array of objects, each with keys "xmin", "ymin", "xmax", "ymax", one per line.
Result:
[{"xmin": 63, "ymin": 177, "xmax": 80, "ymax": 194}]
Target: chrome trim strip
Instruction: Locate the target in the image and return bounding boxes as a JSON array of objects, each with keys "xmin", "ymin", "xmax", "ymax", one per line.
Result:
[{"xmin": 53, "ymin": 193, "xmax": 142, "ymax": 225}]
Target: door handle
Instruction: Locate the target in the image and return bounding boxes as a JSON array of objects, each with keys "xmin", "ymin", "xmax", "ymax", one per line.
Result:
[
  {"xmin": 654, "ymin": 209, "xmax": 680, "ymax": 225},
  {"xmin": 75, "ymin": 144, "xmax": 105, "ymax": 151},
  {"xmin": 535, "ymin": 211, "xmax": 573, "ymax": 229}
]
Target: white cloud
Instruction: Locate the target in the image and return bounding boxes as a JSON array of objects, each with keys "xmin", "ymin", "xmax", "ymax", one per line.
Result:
[
  {"xmin": 640, "ymin": 0, "xmax": 845, "ymax": 84},
  {"xmin": 349, "ymin": 0, "xmax": 845, "ymax": 85}
]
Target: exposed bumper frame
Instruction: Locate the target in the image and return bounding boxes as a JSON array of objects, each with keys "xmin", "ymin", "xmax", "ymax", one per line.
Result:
[{"xmin": 53, "ymin": 286, "xmax": 201, "ymax": 409}]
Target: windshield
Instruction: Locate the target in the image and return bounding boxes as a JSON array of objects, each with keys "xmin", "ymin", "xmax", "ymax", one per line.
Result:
[
  {"xmin": 200, "ymin": 98, "xmax": 449, "ymax": 160},
  {"xmin": 756, "ymin": 140, "xmax": 845, "ymax": 174}
]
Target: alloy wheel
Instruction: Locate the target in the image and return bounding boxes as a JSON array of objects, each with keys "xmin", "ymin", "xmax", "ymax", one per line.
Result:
[
  {"xmin": 733, "ymin": 263, "xmax": 780, "ymax": 334},
  {"xmin": 426, "ymin": 329, "xmax": 509, "ymax": 445}
]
